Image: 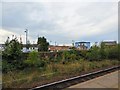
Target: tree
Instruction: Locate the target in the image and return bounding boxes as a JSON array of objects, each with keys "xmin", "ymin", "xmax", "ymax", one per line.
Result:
[
  {"xmin": 86, "ymin": 46, "xmax": 100, "ymax": 61},
  {"xmin": 20, "ymin": 41, "xmax": 23, "ymax": 50},
  {"xmin": 107, "ymin": 45, "xmax": 118, "ymax": 59},
  {"xmin": 99, "ymin": 42, "xmax": 106, "ymax": 59},
  {"xmin": 5, "ymin": 37, "xmax": 10, "ymax": 47},
  {"xmin": 3, "ymin": 38, "xmax": 22, "ymax": 62},
  {"xmin": 37, "ymin": 37, "xmax": 49, "ymax": 52},
  {"xmin": 24, "ymin": 51, "xmax": 47, "ymax": 68}
]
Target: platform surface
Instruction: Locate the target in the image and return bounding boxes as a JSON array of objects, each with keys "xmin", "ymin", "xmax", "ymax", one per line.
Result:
[{"xmin": 68, "ymin": 70, "xmax": 119, "ymax": 88}]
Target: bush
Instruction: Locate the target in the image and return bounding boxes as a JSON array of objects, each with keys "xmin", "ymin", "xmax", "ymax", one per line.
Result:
[
  {"xmin": 69, "ymin": 54, "xmax": 77, "ymax": 61},
  {"xmin": 62, "ymin": 51, "xmax": 70, "ymax": 63},
  {"xmin": 2, "ymin": 60, "xmax": 14, "ymax": 73},
  {"xmin": 86, "ymin": 46, "xmax": 100, "ymax": 61},
  {"xmin": 107, "ymin": 46, "xmax": 118, "ymax": 59},
  {"xmin": 3, "ymin": 38, "xmax": 22, "ymax": 62},
  {"xmin": 86, "ymin": 44, "xmax": 119, "ymax": 61},
  {"xmin": 24, "ymin": 51, "xmax": 47, "ymax": 68},
  {"xmin": 62, "ymin": 50, "xmax": 80, "ymax": 63},
  {"xmin": 80, "ymin": 50, "xmax": 88, "ymax": 58}
]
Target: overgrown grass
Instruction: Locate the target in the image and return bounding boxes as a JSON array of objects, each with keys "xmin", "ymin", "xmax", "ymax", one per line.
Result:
[{"xmin": 2, "ymin": 59, "xmax": 119, "ymax": 88}]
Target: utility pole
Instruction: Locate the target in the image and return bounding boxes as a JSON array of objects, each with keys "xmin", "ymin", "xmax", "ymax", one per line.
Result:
[
  {"xmin": 95, "ymin": 42, "xmax": 98, "ymax": 46},
  {"xmin": 33, "ymin": 41, "xmax": 35, "ymax": 50},
  {"xmin": 50, "ymin": 41, "xmax": 52, "ymax": 45},
  {"xmin": 55, "ymin": 41, "xmax": 56, "ymax": 46},
  {"xmin": 72, "ymin": 40, "xmax": 74, "ymax": 47},
  {"xmin": 25, "ymin": 29, "xmax": 28, "ymax": 51}
]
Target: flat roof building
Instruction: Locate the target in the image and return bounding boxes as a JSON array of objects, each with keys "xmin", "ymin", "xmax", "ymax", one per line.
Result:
[
  {"xmin": 75, "ymin": 41, "xmax": 90, "ymax": 50},
  {"xmin": 101, "ymin": 41, "xmax": 117, "ymax": 47}
]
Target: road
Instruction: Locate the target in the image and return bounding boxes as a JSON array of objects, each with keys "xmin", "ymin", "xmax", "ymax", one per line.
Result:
[{"xmin": 68, "ymin": 70, "xmax": 119, "ymax": 88}]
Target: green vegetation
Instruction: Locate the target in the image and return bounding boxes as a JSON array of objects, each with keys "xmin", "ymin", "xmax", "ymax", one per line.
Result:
[
  {"xmin": 2, "ymin": 37, "xmax": 119, "ymax": 88},
  {"xmin": 86, "ymin": 44, "xmax": 119, "ymax": 60},
  {"xmin": 2, "ymin": 60, "xmax": 118, "ymax": 88},
  {"xmin": 24, "ymin": 51, "xmax": 47, "ymax": 69},
  {"xmin": 3, "ymin": 37, "xmax": 22, "ymax": 61},
  {"xmin": 37, "ymin": 37, "xmax": 49, "ymax": 52},
  {"xmin": 2, "ymin": 38, "xmax": 23, "ymax": 73}
]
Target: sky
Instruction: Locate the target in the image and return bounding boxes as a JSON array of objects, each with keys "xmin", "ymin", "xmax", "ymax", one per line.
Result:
[{"xmin": 0, "ymin": 0, "xmax": 118, "ymax": 46}]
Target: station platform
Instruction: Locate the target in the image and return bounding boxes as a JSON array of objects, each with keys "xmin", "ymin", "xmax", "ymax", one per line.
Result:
[{"xmin": 68, "ymin": 70, "xmax": 119, "ymax": 89}]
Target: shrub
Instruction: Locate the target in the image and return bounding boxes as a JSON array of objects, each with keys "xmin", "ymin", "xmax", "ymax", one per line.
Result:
[
  {"xmin": 24, "ymin": 51, "xmax": 47, "ymax": 68},
  {"xmin": 80, "ymin": 50, "xmax": 88, "ymax": 58},
  {"xmin": 62, "ymin": 51, "xmax": 70, "ymax": 63},
  {"xmin": 3, "ymin": 38, "xmax": 22, "ymax": 62},
  {"xmin": 69, "ymin": 54, "xmax": 77, "ymax": 61},
  {"xmin": 61, "ymin": 50, "xmax": 82, "ymax": 63},
  {"xmin": 2, "ymin": 60, "xmax": 15, "ymax": 73},
  {"xmin": 107, "ymin": 46, "xmax": 118, "ymax": 59},
  {"xmin": 86, "ymin": 46, "xmax": 100, "ymax": 61}
]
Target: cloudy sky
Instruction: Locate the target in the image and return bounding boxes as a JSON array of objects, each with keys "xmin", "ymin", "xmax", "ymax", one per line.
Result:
[{"xmin": 0, "ymin": 0, "xmax": 118, "ymax": 45}]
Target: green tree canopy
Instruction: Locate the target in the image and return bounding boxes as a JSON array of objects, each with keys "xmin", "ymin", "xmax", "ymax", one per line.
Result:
[
  {"xmin": 37, "ymin": 37, "xmax": 49, "ymax": 52},
  {"xmin": 3, "ymin": 38, "xmax": 22, "ymax": 62},
  {"xmin": 99, "ymin": 42, "xmax": 106, "ymax": 59},
  {"xmin": 86, "ymin": 46, "xmax": 100, "ymax": 61}
]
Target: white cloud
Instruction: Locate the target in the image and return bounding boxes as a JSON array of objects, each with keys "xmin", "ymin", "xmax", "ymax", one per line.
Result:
[
  {"xmin": 1, "ymin": 2, "xmax": 118, "ymax": 44},
  {"xmin": 39, "ymin": 2, "xmax": 117, "ymax": 41},
  {"xmin": 0, "ymin": 28, "xmax": 35, "ymax": 44},
  {"xmin": 0, "ymin": 29, "xmax": 15, "ymax": 43}
]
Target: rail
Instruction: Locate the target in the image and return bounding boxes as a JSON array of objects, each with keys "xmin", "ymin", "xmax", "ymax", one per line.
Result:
[{"xmin": 30, "ymin": 65, "xmax": 120, "ymax": 90}]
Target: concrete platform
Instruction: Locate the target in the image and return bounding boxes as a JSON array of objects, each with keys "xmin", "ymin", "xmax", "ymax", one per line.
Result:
[{"xmin": 68, "ymin": 70, "xmax": 119, "ymax": 88}]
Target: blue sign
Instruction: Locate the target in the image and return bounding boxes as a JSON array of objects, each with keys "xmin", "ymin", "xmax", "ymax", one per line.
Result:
[{"xmin": 75, "ymin": 42, "xmax": 90, "ymax": 49}]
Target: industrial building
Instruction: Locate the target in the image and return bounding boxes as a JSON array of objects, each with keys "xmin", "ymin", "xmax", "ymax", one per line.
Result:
[{"xmin": 75, "ymin": 41, "xmax": 91, "ymax": 50}]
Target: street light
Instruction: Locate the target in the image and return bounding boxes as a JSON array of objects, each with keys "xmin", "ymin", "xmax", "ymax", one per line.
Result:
[
  {"xmin": 25, "ymin": 29, "xmax": 28, "ymax": 51},
  {"xmin": 55, "ymin": 41, "xmax": 56, "ymax": 46},
  {"xmin": 72, "ymin": 40, "xmax": 74, "ymax": 47},
  {"xmin": 50, "ymin": 40, "xmax": 52, "ymax": 45}
]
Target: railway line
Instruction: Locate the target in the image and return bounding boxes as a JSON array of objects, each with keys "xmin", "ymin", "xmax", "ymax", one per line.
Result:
[{"xmin": 30, "ymin": 65, "xmax": 120, "ymax": 90}]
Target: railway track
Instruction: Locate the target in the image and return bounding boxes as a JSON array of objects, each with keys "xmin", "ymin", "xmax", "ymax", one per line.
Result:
[{"xmin": 30, "ymin": 65, "xmax": 120, "ymax": 90}]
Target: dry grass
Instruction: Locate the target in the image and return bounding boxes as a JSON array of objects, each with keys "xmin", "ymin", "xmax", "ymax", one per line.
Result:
[{"xmin": 2, "ymin": 59, "xmax": 119, "ymax": 88}]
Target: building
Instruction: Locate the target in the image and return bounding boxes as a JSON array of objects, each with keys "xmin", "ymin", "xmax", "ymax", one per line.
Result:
[
  {"xmin": 0, "ymin": 44, "xmax": 38, "ymax": 52},
  {"xmin": 48, "ymin": 45, "xmax": 71, "ymax": 52},
  {"xmin": 101, "ymin": 41, "xmax": 117, "ymax": 47},
  {"xmin": 0, "ymin": 44, "xmax": 5, "ymax": 51},
  {"xmin": 22, "ymin": 44, "xmax": 38, "ymax": 52},
  {"xmin": 0, "ymin": 44, "xmax": 72, "ymax": 52},
  {"xmin": 75, "ymin": 41, "xmax": 90, "ymax": 50}
]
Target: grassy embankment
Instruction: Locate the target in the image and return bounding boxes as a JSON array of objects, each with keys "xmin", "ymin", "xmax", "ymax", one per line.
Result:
[
  {"xmin": 2, "ymin": 59, "xmax": 119, "ymax": 88},
  {"xmin": 3, "ymin": 44, "xmax": 119, "ymax": 88}
]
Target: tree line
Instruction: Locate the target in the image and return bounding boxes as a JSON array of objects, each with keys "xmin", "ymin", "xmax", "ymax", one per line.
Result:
[{"xmin": 2, "ymin": 37, "xmax": 119, "ymax": 73}]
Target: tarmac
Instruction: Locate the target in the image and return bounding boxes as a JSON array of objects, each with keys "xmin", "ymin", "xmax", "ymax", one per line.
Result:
[{"xmin": 68, "ymin": 70, "xmax": 119, "ymax": 89}]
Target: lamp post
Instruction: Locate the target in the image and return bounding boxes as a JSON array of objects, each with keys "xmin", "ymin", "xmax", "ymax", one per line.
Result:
[
  {"xmin": 50, "ymin": 41, "xmax": 52, "ymax": 45},
  {"xmin": 25, "ymin": 29, "xmax": 28, "ymax": 52},
  {"xmin": 55, "ymin": 41, "xmax": 56, "ymax": 46},
  {"xmin": 72, "ymin": 40, "xmax": 74, "ymax": 47}
]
